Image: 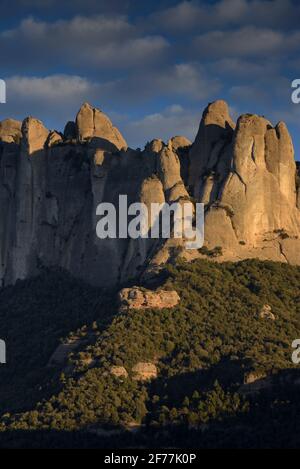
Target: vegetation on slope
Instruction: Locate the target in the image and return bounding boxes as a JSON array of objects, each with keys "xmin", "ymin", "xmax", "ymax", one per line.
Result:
[{"xmin": 0, "ymin": 259, "xmax": 299, "ymax": 447}]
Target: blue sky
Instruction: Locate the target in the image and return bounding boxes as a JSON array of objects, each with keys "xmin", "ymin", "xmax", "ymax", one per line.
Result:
[{"xmin": 0, "ymin": 0, "xmax": 299, "ymax": 156}]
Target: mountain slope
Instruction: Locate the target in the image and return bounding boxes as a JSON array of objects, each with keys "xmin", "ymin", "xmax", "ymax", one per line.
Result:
[{"xmin": 0, "ymin": 259, "xmax": 300, "ymax": 448}]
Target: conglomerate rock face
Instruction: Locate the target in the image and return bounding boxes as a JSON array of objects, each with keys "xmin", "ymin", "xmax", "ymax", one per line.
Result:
[
  {"xmin": 0, "ymin": 100, "xmax": 299, "ymax": 287},
  {"xmin": 190, "ymin": 100, "xmax": 300, "ymax": 265},
  {"xmin": 118, "ymin": 287, "xmax": 180, "ymax": 312},
  {"xmin": 0, "ymin": 103, "xmax": 188, "ymax": 287}
]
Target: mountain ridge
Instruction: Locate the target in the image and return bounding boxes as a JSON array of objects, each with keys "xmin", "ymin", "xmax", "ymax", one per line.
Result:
[{"xmin": 1, "ymin": 100, "xmax": 300, "ymax": 288}]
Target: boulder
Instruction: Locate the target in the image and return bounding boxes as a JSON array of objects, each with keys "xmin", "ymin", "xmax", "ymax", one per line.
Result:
[
  {"xmin": 111, "ymin": 366, "xmax": 128, "ymax": 379},
  {"xmin": 259, "ymin": 304, "xmax": 276, "ymax": 320}
]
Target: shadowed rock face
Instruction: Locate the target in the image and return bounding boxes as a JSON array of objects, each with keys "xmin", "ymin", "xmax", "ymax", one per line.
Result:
[
  {"xmin": 0, "ymin": 104, "xmax": 188, "ymax": 287},
  {"xmin": 0, "ymin": 100, "xmax": 300, "ymax": 288}
]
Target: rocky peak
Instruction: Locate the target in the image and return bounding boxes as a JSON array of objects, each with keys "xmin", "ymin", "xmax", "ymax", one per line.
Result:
[
  {"xmin": 75, "ymin": 102, "xmax": 127, "ymax": 151},
  {"xmin": 0, "ymin": 118, "xmax": 22, "ymax": 144},
  {"xmin": 21, "ymin": 117, "xmax": 49, "ymax": 155},
  {"xmin": 145, "ymin": 139, "xmax": 164, "ymax": 154},
  {"xmin": 192, "ymin": 100, "xmax": 300, "ymax": 265},
  {"xmin": 169, "ymin": 135, "xmax": 191, "ymax": 151},
  {"xmin": 189, "ymin": 100, "xmax": 235, "ymax": 197}
]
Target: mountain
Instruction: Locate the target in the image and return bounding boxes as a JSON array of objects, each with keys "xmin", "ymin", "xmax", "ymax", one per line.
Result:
[
  {"xmin": 0, "ymin": 259, "xmax": 299, "ymax": 448},
  {"xmin": 1, "ymin": 102, "xmax": 300, "ymax": 448},
  {"xmin": 1, "ymin": 100, "xmax": 300, "ymax": 289}
]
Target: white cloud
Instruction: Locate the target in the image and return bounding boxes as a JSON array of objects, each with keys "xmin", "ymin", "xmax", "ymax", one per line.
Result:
[
  {"xmin": 193, "ymin": 26, "xmax": 290, "ymax": 58},
  {"xmin": 152, "ymin": 0, "xmax": 300, "ymax": 33},
  {"xmin": 7, "ymin": 75, "xmax": 94, "ymax": 101},
  {"xmin": 151, "ymin": 1, "xmax": 208, "ymax": 32},
  {"xmin": 2, "ymin": 72, "xmax": 207, "ymax": 145},
  {"xmin": 0, "ymin": 0, "xmax": 137, "ymax": 19},
  {"xmin": 229, "ymin": 85, "xmax": 270, "ymax": 104},
  {"xmin": 1, "ymin": 15, "xmax": 169, "ymax": 71},
  {"xmin": 123, "ymin": 104, "xmax": 200, "ymax": 148},
  {"xmin": 2, "ymin": 74, "xmax": 104, "ymax": 128},
  {"xmin": 2, "ymin": 63, "xmax": 220, "ymax": 123},
  {"xmin": 1, "ymin": 73, "xmax": 202, "ymax": 148},
  {"xmin": 116, "ymin": 63, "xmax": 222, "ymax": 104},
  {"xmin": 153, "ymin": 63, "xmax": 221, "ymax": 100}
]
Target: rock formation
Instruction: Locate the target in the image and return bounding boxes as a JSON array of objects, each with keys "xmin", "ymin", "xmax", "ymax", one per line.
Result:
[
  {"xmin": 110, "ymin": 366, "xmax": 128, "ymax": 379},
  {"xmin": 0, "ymin": 118, "xmax": 22, "ymax": 143},
  {"xmin": 132, "ymin": 362, "xmax": 157, "ymax": 381},
  {"xmin": 118, "ymin": 287, "xmax": 180, "ymax": 312},
  {"xmin": 76, "ymin": 102, "xmax": 127, "ymax": 151},
  {"xmin": 259, "ymin": 304, "xmax": 276, "ymax": 321},
  {"xmin": 190, "ymin": 100, "xmax": 300, "ymax": 265},
  {"xmin": 0, "ymin": 100, "xmax": 300, "ymax": 288}
]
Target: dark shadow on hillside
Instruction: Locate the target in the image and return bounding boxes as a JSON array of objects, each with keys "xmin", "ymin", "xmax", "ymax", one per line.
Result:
[
  {"xmin": 0, "ymin": 268, "xmax": 119, "ymax": 415},
  {"xmin": 147, "ymin": 356, "xmax": 252, "ymax": 410},
  {"xmin": 0, "ymin": 364, "xmax": 300, "ymax": 448},
  {"xmin": 1, "ymin": 367, "xmax": 300, "ymax": 448}
]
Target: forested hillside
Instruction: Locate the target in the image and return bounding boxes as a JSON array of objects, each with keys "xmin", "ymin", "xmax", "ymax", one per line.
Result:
[{"xmin": 0, "ymin": 259, "xmax": 300, "ymax": 448}]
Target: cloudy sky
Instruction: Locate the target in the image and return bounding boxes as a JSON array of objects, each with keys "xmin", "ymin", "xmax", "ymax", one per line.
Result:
[{"xmin": 0, "ymin": 0, "xmax": 299, "ymax": 155}]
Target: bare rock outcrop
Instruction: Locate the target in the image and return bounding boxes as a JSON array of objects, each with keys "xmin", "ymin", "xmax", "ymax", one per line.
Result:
[
  {"xmin": 240, "ymin": 371, "xmax": 272, "ymax": 395},
  {"xmin": 118, "ymin": 287, "xmax": 180, "ymax": 312},
  {"xmin": 259, "ymin": 304, "xmax": 276, "ymax": 320},
  {"xmin": 132, "ymin": 362, "xmax": 157, "ymax": 381},
  {"xmin": 111, "ymin": 366, "xmax": 128, "ymax": 379}
]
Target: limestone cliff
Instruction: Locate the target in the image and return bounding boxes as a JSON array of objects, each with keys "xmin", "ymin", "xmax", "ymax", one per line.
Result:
[{"xmin": 0, "ymin": 100, "xmax": 299, "ymax": 287}]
